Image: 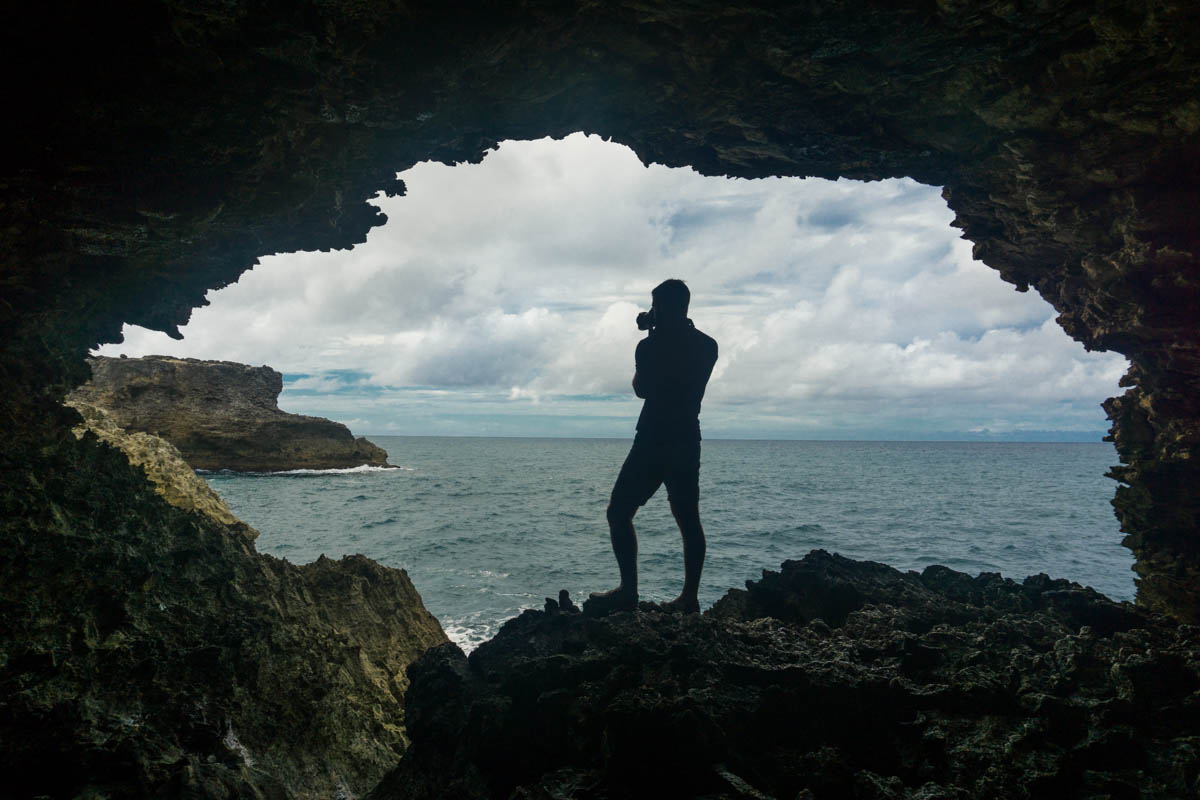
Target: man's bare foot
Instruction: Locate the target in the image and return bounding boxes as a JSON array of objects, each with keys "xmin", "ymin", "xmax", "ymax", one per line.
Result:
[
  {"xmin": 583, "ymin": 586, "xmax": 638, "ymax": 616},
  {"xmin": 661, "ymin": 595, "xmax": 700, "ymax": 614}
]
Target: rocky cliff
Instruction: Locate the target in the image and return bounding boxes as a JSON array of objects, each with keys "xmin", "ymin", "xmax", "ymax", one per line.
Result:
[
  {"xmin": 371, "ymin": 551, "xmax": 1199, "ymax": 800},
  {"xmin": 0, "ymin": 420, "xmax": 448, "ymax": 797},
  {"xmin": 69, "ymin": 399, "xmax": 252, "ymax": 533},
  {"xmin": 69, "ymin": 355, "xmax": 391, "ymax": 472}
]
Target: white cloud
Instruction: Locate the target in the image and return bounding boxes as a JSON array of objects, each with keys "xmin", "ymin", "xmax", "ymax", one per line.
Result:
[
  {"xmin": 98, "ymin": 134, "xmax": 1128, "ymax": 438},
  {"xmin": 286, "ymin": 374, "xmax": 359, "ymax": 393}
]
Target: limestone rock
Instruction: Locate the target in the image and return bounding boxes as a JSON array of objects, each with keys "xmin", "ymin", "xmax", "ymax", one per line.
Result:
[
  {"xmin": 371, "ymin": 550, "xmax": 1199, "ymax": 800},
  {"xmin": 68, "ymin": 398, "xmax": 254, "ymax": 535},
  {"xmin": 69, "ymin": 355, "xmax": 391, "ymax": 472},
  {"xmin": 0, "ymin": 428, "xmax": 448, "ymax": 798}
]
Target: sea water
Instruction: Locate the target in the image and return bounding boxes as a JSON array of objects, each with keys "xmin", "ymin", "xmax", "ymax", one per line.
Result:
[{"xmin": 202, "ymin": 437, "xmax": 1133, "ymax": 651}]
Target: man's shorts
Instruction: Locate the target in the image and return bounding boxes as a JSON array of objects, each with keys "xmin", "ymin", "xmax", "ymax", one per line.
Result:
[{"xmin": 610, "ymin": 438, "xmax": 701, "ymax": 510}]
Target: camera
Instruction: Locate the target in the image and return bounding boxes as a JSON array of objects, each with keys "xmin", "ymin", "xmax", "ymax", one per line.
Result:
[{"xmin": 636, "ymin": 309, "xmax": 656, "ymax": 330}]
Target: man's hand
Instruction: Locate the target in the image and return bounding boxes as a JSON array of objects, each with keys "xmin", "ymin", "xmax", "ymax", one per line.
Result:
[{"xmin": 632, "ymin": 371, "xmax": 645, "ymax": 398}]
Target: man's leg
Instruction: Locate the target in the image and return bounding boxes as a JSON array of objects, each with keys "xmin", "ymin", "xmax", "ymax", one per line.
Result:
[
  {"xmin": 664, "ymin": 441, "xmax": 704, "ymax": 613},
  {"xmin": 600, "ymin": 498, "xmax": 639, "ymax": 597},
  {"xmin": 667, "ymin": 499, "xmax": 705, "ymax": 613},
  {"xmin": 583, "ymin": 499, "xmax": 639, "ymax": 613},
  {"xmin": 585, "ymin": 444, "xmax": 659, "ymax": 614}
]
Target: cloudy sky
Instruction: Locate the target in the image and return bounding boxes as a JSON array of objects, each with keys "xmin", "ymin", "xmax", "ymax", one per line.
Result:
[{"xmin": 97, "ymin": 133, "xmax": 1128, "ymax": 440}]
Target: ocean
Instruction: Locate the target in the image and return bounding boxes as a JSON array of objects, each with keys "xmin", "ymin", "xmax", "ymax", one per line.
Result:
[{"xmin": 202, "ymin": 436, "xmax": 1133, "ymax": 651}]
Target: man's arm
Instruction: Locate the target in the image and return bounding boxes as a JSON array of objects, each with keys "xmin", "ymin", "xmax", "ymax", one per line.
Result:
[{"xmin": 632, "ymin": 338, "xmax": 649, "ymax": 398}]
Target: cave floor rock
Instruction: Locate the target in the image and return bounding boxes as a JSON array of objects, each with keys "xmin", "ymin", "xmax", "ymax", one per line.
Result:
[{"xmin": 371, "ymin": 551, "xmax": 1200, "ymax": 800}]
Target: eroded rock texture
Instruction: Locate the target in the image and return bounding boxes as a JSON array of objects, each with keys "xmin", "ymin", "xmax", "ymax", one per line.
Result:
[
  {"xmin": 0, "ymin": 425, "xmax": 448, "ymax": 798},
  {"xmin": 1, "ymin": 0, "xmax": 1196, "ymax": 616},
  {"xmin": 69, "ymin": 356, "xmax": 390, "ymax": 471},
  {"xmin": 69, "ymin": 398, "xmax": 252, "ymax": 532},
  {"xmin": 371, "ymin": 551, "xmax": 1200, "ymax": 800}
]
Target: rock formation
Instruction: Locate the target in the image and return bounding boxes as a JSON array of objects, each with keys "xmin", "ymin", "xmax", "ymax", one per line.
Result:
[
  {"xmin": 370, "ymin": 551, "xmax": 1199, "ymax": 800},
  {"xmin": 69, "ymin": 398, "xmax": 253, "ymax": 534},
  {"xmin": 1, "ymin": 1, "xmax": 1198, "ymax": 796},
  {"xmin": 69, "ymin": 355, "xmax": 391, "ymax": 471},
  {"xmin": 0, "ymin": 419, "xmax": 448, "ymax": 797}
]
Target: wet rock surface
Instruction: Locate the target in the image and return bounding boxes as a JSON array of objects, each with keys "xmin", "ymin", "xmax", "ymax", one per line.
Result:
[
  {"xmin": 371, "ymin": 551, "xmax": 1199, "ymax": 800},
  {"xmin": 69, "ymin": 355, "xmax": 390, "ymax": 471},
  {"xmin": 0, "ymin": 429, "xmax": 447, "ymax": 798}
]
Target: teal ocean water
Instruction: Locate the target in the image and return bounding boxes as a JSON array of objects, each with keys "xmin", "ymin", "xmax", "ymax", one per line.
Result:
[{"xmin": 203, "ymin": 437, "xmax": 1133, "ymax": 651}]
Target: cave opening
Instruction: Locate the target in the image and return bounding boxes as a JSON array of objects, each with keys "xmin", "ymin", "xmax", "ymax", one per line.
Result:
[
  {"xmin": 95, "ymin": 133, "xmax": 1135, "ymax": 646},
  {"xmin": 3, "ymin": 2, "xmax": 1196, "ymax": 794}
]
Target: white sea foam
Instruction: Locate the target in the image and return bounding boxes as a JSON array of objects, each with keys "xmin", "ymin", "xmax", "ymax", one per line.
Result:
[
  {"xmin": 199, "ymin": 464, "xmax": 414, "ymax": 476},
  {"xmin": 439, "ymin": 607, "xmax": 525, "ymax": 653},
  {"xmin": 441, "ymin": 621, "xmax": 496, "ymax": 654},
  {"xmin": 266, "ymin": 464, "xmax": 413, "ymax": 476}
]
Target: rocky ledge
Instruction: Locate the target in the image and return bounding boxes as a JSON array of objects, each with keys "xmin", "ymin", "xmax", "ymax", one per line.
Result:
[
  {"xmin": 371, "ymin": 551, "xmax": 1199, "ymax": 800},
  {"xmin": 68, "ymin": 355, "xmax": 390, "ymax": 472},
  {"xmin": 0, "ymin": 423, "xmax": 447, "ymax": 798},
  {"xmin": 69, "ymin": 399, "xmax": 253, "ymax": 535}
]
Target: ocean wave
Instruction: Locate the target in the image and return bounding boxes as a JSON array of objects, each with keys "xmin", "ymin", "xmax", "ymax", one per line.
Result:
[
  {"xmin": 200, "ymin": 464, "xmax": 414, "ymax": 476},
  {"xmin": 440, "ymin": 614, "xmax": 504, "ymax": 653},
  {"xmin": 443, "ymin": 626, "xmax": 492, "ymax": 653}
]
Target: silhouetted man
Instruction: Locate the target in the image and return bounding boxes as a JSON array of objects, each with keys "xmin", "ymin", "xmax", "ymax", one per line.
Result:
[{"xmin": 585, "ymin": 279, "xmax": 718, "ymax": 615}]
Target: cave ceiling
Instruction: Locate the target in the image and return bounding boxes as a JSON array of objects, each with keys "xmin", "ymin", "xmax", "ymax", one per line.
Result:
[{"xmin": 2, "ymin": 0, "xmax": 1197, "ymax": 617}]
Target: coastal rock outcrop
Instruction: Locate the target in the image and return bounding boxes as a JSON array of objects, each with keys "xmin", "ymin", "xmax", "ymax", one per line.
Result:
[
  {"xmin": 0, "ymin": 426, "xmax": 448, "ymax": 797},
  {"xmin": 69, "ymin": 399, "xmax": 253, "ymax": 534},
  {"xmin": 69, "ymin": 355, "xmax": 390, "ymax": 472},
  {"xmin": 371, "ymin": 551, "xmax": 1199, "ymax": 800}
]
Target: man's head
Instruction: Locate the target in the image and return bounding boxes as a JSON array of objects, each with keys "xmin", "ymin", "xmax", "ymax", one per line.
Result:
[{"xmin": 651, "ymin": 279, "xmax": 690, "ymax": 322}]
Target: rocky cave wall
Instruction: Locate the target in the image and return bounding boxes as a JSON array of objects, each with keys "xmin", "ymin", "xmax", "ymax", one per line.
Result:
[
  {"xmin": 1, "ymin": 0, "xmax": 1197, "ymax": 794},
  {"xmin": 0, "ymin": 0, "xmax": 1196, "ymax": 669}
]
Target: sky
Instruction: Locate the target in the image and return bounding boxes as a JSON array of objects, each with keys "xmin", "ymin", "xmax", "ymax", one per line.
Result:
[{"xmin": 96, "ymin": 133, "xmax": 1129, "ymax": 440}]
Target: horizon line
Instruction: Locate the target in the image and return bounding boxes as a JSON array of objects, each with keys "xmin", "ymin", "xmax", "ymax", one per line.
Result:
[{"xmin": 359, "ymin": 432, "xmax": 1112, "ymax": 444}]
